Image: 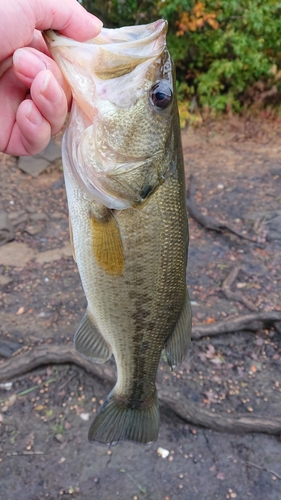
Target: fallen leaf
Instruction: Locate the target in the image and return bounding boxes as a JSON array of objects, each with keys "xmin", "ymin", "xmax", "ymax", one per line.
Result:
[
  {"xmin": 205, "ymin": 344, "xmax": 216, "ymax": 359},
  {"xmin": 7, "ymin": 394, "xmax": 17, "ymax": 407},
  {"xmin": 210, "ymin": 356, "xmax": 224, "ymax": 365},
  {"xmin": 80, "ymin": 413, "xmax": 90, "ymax": 421},
  {"xmin": 204, "ymin": 317, "xmax": 216, "ymax": 324},
  {"xmin": 204, "ymin": 391, "xmax": 218, "ymax": 404},
  {"xmin": 198, "ymin": 352, "xmax": 207, "ymax": 362},
  {"xmin": 216, "ymin": 472, "xmax": 225, "ymax": 480},
  {"xmin": 157, "ymin": 447, "xmax": 169, "ymax": 458},
  {"xmin": 55, "ymin": 434, "xmax": 64, "ymax": 443},
  {"xmin": 25, "ymin": 433, "xmax": 35, "ymax": 450}
]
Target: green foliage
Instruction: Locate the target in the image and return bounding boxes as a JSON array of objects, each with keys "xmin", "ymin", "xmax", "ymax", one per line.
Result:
[
  {"xmin": 81, "ymin": 0, "xmax": 281, "ymax": 111},
  {"xmin": 167, "ymin": 0, "xmax": 281, "ymax": 111}
]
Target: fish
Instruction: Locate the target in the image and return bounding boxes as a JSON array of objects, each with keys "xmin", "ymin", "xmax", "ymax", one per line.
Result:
[{"xmin": 44, "ymin": 19, "xmax": 192, "ymax": 445}]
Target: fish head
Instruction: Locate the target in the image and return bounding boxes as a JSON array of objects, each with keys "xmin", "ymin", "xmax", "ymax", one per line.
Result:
[{"xmin": 44, "ymin": 20, "xmax": 177, "ymax": 209}]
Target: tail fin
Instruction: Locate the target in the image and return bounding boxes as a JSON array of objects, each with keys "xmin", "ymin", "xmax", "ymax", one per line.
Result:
[{"xmin": 88, "ymin": 388, "xmax": 159, "ymax": 445}]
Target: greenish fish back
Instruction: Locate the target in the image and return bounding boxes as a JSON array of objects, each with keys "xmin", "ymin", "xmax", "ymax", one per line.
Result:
[
  {"xmin": 74, "ymin": 310, "xmax": 112, "ymax": 363},
  {"xmin": 164, "ymin": 291, "xmax": 192, "ymax": 370},
  {"xmin": 88, "ymin": 388, "xmax": 159, "ymax": 445}
]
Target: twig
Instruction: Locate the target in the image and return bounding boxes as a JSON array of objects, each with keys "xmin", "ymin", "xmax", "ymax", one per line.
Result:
[
  {"xmin": 6, "ymin": 451, "xmax": 44, "ymax": 456},
  {"xmin": 222, "ymin": 265, "xmax": 258, "ymax": 312},
  {"xmin": 246, "ymin": 462, "xmax": 281, "ymax": 480},
  {"xmin": 186, "ymin": 175, "xmax": 259, "ymax": 244},
  {"xmin": 0, "ymin": 378, "xmax": 56, "ymax": 403}
]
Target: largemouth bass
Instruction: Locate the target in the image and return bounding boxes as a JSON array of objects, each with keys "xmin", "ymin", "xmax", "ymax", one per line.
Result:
[{"xmin": 44, "ymin": 20, "xmax": 192, "ymax": 445}]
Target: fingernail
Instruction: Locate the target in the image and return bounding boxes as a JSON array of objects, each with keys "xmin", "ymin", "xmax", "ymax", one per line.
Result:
[
  {"xmin": 94, "ymin": 18, "xmax": 103, "ymax": 30},
  {"xmin": 40, "ymin": 72, "xmax": 64, "ymax": 104},
  {"xmin": 26, "ymin": 101, "xmax": 44, "ymax": 126},
  {"xmin": 14, "ymin": 49, "xmax": 47, "ymax": 77}
]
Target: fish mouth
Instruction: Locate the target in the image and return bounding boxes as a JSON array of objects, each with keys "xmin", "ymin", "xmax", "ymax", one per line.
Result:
[{"xmin": 44, "ymin": 19, "xmax": 167, "ymax": 50}]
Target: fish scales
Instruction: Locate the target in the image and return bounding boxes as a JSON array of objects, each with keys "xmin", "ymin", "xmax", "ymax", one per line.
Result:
[{"xmin": 44, "ymin": 19, "xmax": 192, "ymax": 445}]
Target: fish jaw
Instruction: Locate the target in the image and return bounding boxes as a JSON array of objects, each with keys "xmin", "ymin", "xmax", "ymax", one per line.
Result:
[
  {"xmin": 44, "ymin": 21, "xmax": 173, "ymax": 208},
  {"xmin": 44, "ymin": 20, "xmax": 167, "ymax": 118}
]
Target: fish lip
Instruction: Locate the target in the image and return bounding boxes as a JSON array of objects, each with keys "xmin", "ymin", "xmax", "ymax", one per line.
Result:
[
  {"xmin": 95, "ymin": 19, "xmax": 168, "ymax": 47},
  {"xmin": 43, "ymin": 19, "xmax": 167, "ymax": 49}
]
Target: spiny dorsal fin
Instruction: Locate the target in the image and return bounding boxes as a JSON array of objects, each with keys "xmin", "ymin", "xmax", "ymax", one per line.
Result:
[
  {"xmin": 164, "ymin": 291, "xmax": 192, "ymax": 370},
  {"xmin": 74, "ymin": 310, "xmax": 112, "ymax": 363}
]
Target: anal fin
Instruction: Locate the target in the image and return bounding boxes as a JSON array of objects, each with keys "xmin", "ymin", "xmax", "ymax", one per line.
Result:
[
  {"xmin": 74, "ymin": 310, "xmax": 112, "ymax": 363},
  {"xmin": 164, "ymin": 291, "xmax": 192, "ymax": 370}
]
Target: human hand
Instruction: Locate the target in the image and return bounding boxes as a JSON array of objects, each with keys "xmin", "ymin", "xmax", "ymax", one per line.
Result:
[{"xmin": 0, "ymin": 0, "xmax": 102, "ymax": 156}]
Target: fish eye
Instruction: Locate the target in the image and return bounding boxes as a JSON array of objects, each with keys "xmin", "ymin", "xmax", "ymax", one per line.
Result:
[{"xmin": 150, "ymin": 81, "xmax": 173, "ymax": 109}]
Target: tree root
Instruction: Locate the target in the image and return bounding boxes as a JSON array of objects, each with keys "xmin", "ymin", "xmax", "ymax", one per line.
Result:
[
  {"xmin": 158, "ymin": 389, "xmax": 281, "ymax": 436},
  {"xmin": 186, "ymin": 175, "xmax": 260, "ymax": 244},
  {"xmin": 191, "ymin": 311, "xmax": 281, "ymax": 339},
  {"xmin": 1, "ymin": 343, "xmax": 281, "ymax": 437},
  {"xmin": 221, "ymin": 265, "xmax": 258, "ymax": 312},
  {"xmin": 0, "ymin": 345, "xmax": 115, "ymax": 384}
]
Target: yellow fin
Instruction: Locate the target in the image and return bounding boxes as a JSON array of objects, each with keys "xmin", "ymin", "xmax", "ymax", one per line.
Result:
[
  {"xmin": 90, "ymin": 210, "xmax": 124, "ymax": 276},
  {"xmin": 69, "ymin": 216, "xmax": 76, "ymax": 262}
]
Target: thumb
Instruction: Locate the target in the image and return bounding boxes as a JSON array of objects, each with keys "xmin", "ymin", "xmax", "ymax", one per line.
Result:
[{"xmin": 32, "ymin": 0, "xmax": 103, "ymax": 40}]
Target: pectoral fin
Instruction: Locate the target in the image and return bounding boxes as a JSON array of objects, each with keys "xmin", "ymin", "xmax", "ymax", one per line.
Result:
[
  {"xmin": 164, "ymin": 292, "xmax": 192, "ymax": 370},
  {"xmin": 74, "ymin": 310, "xmax": 112, "ymax": 363},
  {"xmin": 90, "ymin": 208, "xmax": 124, "ymax": 276}
]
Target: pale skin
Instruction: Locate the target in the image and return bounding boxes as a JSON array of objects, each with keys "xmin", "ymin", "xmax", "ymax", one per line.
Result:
[{"xmin": 0, "ymin": 0, "xmax": 102, "ymax": 156}]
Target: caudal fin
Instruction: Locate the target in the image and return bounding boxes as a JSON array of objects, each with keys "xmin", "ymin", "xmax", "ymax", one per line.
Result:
[{"xmin": 88, "ymin": 389, "xmax": 159, "ymax": 445}]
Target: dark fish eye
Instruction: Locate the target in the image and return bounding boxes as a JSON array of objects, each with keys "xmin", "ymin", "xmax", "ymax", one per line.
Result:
[{"xmin": 150, "ymin": 81, "xmax": 173, "ymax": 109}]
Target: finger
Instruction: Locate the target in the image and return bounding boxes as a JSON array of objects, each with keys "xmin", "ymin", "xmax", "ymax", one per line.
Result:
[
  {"xmin": 6, "ymin": 100, "xmax": 52, "ymax": 156},
  {"xmin": 0, "ymin": 66, "xmax": 28, "ymax": 153},
  {"xmin": 32, "ymin": 0, "xmax": 103, "ymax": 39},
  {"xmin": 2, "ymin": 0, "xmax": 102, "ymax": 60},
  {"xmin": 30, "ymin": 69, "xmax": 68, "ymax": 136},
  {"xmin": 1, "ymin": 69, "xmax": 67, "ymax": 156},
  {"xmin": 13, "ymin": 47, "xmax": 71, "ymax": 106}
]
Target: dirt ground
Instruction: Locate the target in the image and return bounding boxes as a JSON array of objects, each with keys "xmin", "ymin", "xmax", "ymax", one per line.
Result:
[{"xmin": 0, "ymin": 117, "xmax": 281, "ymax": 500}]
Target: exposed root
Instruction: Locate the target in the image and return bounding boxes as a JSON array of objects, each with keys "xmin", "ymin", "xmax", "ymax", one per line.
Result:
[
  {"xmin": 186, "ymin": 175, "xmax": 260, "ymax": 244},
  {"xmin": 221, "ymin": 265, "xmax": 258, "ymax": 312},
  {"xmin": 1, "ymin": 342, "xmax": 281, "ymax": 437},
  {"xmin": 158, "ymin": 389, "xmax": 281, "ymax": 436},
  {"xmin": 191, "ymin": 311, "xmax": 281, "ymax": 339}
]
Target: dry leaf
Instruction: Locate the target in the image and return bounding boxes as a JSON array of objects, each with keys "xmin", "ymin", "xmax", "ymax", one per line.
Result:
[
  {"xmin": 204, "ymin": 317, "xmax": 216, "ymax": 324},
  {"xmin": 205, "ymin": 344, "xmax": 216, "ymax": 358}
]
